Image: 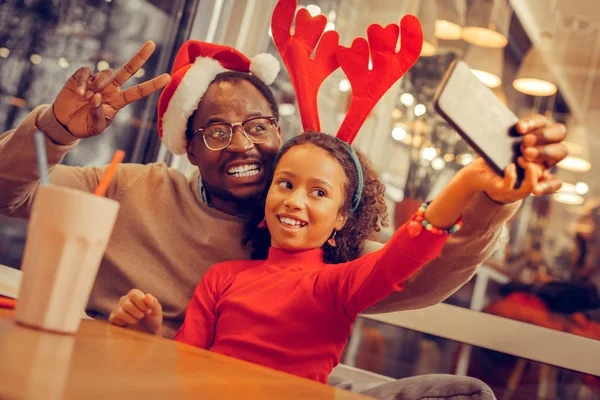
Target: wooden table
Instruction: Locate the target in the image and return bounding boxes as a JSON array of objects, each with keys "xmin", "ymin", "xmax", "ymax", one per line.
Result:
[{"xmin": 0, "ymin": 309, "xmax": 368, "ymax": 399}]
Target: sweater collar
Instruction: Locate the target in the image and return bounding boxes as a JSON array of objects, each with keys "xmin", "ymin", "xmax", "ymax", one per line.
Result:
[{"xmin": 265, "ymin": 247, "xmax": 325, "ymax": 268}]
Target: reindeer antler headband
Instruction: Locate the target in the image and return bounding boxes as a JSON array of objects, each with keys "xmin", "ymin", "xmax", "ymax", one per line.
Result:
[{"xmin": 271, "ymin": 0, "xmax": 423, "ymax": 212}]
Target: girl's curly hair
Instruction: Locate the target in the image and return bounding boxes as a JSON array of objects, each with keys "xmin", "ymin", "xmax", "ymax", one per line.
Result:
[{"xmin": 243, "ymin": 131, "xmax": 388, "ymax": 264}]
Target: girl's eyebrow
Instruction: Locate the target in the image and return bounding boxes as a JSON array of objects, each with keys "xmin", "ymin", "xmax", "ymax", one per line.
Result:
[{"xmin": 277, "ymin": 170, "xmax": 333, "ymax": 191}]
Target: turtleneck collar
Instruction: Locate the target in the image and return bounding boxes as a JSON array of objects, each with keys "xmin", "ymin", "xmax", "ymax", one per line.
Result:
[{"xmin": 264, "ymin": 247, "xmax": 325, "ymax": 268}]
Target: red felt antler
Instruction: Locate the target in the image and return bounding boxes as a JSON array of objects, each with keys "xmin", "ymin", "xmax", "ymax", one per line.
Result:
[
  {"xmin": 270, "ymin": 0, "xmax": 422, "ymax": 144},
  {"xmin": 271, "ymin": 0, "xmax": 342, "ymax": 131},
  {"xmin": 336, "ymin": 16, "xmax": 423, "ymax": 143}
]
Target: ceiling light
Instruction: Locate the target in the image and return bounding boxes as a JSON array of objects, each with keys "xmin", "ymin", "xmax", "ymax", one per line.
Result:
[
  {"xmin": 557, "ymin": 121, "xmax": 590, "ymax": 172},
  {"xmin": 558, "ymin": 182, "xmax": 576, "ymax": 193},
  {"xmin": 30, "ymin": 54, "xmax": 42, "ymax": 64},
  {"xmin": 464, "ymin": 45, "xmax": 503, "ymax": 88},
  {"xmin": 552, "ymin": 192, "xmax": 584, "ymax": 205},
  {"xmin": 338, "ymin": 79, "xmax": 351, "ymax": 92},
  {"xmin": 462, "ymin": 27, "xmax": 508, "ymax": 48},
  {"xmin": 418, "ymin": 0, "xmax": 438, "ymax": 56},
  {"xmin": 513, "ymin": 40, "xmax": 557, "ymax": 96},
  {"xmin": 472, "ymin": 70, "xmax": 502, "ymax": 88},
  {"xmin": 557, "ymin": 156, "xmax": 591, "ymax": 172},
  {"xmin": 400, "ymin": 93, "xmax": 415, "ymax": 106},
  {"xmin": 575, "ymin": 182, "xmax": 589, "ymax": 195},
  {"xmin": 414, "ymin": 104, "xmax": 427, "ymax": 117},
  {"xmin": 0, "ymin": 47, "xmax": 9, "ymax": 58},
  {"xmin": 462, "ymin": 0, "xmax": 511, "ymax": 48},
  {"xmin": 421, "ymin": 41, "xmax": 437, "ymax": 57},
  {"xmin": 435, "ymin": 20, "xmax": 462, "ymax": 40},
  {"xmin": 279, "ymin": 103, "xmax": 296, "ymax": 117},
  {"xmin": 306, "ymin": 4, "xmax": 321, "ymax": 16},
  {"xmin": 431, "ymin": 157, "xmax": 446, "ymax": 170},
  {"xmin": 58, "ymin": 57, "xmax": 70, "ymax": 68},
  {"xmin": 434, "ymin": 0, "xmax": 465, "ymax": 40},
  {"xmin": 421, "ymin": 147, "xmax": 437, "ymax": 161},
  {"xmin": 392, "ymin": 126, "xmax": 407, "ymax": 141},
  {"xmin": 97, "ymin": 60, "xmax": 110, "ymax": 71},
  {"xmin": 457, "ymin": 153, "xmax": 474, "ymax": 166},
  {"xmin": 513, "ymin": 78, "xmax": 557, "ymax": 96}
]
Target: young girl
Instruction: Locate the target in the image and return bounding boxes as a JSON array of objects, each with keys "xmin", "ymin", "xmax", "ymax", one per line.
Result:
[{"xmin": 109, "ymin": 131, "xmax": 541, "ymax": 383}]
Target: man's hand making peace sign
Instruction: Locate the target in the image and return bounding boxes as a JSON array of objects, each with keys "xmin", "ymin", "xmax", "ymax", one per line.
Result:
[{"xmin": 53, "ymin": 40, "xmax": 171, "ymax": 138}]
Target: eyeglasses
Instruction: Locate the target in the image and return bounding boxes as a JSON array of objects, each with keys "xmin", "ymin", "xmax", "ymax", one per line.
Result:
[{"xmin": 193, "ymin": 116, "xmax": 278, "ymax": 151}]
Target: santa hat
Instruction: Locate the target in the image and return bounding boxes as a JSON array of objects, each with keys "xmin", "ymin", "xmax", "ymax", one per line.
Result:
[{"xmin": 157, "ymin": 41, "xmax": 280, "ymax": 155}]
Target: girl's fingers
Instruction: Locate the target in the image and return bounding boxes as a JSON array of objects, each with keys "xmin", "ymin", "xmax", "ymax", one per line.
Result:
[
  {"xmin": 121, "ymin": 299, "xmax": 146, "ymax": 320},
  {"xmin": 144, "ymin": 294, "xmax": 162, "ymax": 316}
]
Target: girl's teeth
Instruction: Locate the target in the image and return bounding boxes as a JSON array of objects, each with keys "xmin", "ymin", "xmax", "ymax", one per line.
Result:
[{"xmin": 280, "ymin": 217, "xmax": 304, "ymax": 226}]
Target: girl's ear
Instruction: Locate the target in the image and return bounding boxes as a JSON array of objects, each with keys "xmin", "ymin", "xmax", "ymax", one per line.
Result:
[{"xmin": 334, "ymin": 212, "xmax": 348, "ymax": 231}]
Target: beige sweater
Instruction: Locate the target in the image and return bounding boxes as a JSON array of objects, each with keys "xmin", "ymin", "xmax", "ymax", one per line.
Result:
[{"xmin": 0, "ymin": 106, "xmax": 520, "ymax": 338}]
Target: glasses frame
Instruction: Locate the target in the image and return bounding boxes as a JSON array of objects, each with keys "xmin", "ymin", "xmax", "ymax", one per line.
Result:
[{"xmin": 193, "ymin": 116, "xmax": 278, "ymax": 151}]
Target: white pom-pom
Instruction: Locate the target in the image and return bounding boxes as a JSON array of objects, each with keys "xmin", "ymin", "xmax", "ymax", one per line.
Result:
[{"xmin": 250, "ymin": 53, "xmax": 280, "ymax": 85}]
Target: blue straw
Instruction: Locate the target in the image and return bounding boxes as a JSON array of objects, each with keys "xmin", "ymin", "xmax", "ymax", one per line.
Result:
[{"xmin": 33, "ymin": 131, "xmax": 50, "ymax": 186}]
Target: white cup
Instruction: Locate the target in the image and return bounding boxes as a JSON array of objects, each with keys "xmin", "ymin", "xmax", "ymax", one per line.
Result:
[{"xmin": 15, "ymin": 185, "xmax": 120, "ymax": 333}]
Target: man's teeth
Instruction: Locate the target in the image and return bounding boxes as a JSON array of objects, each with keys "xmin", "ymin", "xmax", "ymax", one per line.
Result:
[
  {"xmin": 227, "ymin": 164, "xmax": 260, "ymax": 177},
  {"xmin": 279, "ymin": 216, "xmax": 307, "ymax": 227}
]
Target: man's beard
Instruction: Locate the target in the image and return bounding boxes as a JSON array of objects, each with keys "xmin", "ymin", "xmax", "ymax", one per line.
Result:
[{"xmin": 202, "ymin": 179, "xmax": 267, "ymax": 210}]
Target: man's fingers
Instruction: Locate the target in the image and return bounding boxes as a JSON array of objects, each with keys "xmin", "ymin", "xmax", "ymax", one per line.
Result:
[
  {"xmin": 522, "ymin": 146, "xmax": 538, "ymax": 161},
  {"xmin": 87, "ymin": 93, "xmax": 106, "ymax": 137},
  {"xmin": 114, "ymin": 40, "xmax": 156, "ymax": 87},
  {"xmin": 122, "ymin": 74, "xmax": 171, "ymax": 105},
  {"xmin": 524, "ymin": 143, "xmax": 568, "ymax": 166},
  {"xmin": 72, "ymin": 67, "xmax": 92, "ymax": 96},
  {"xmin": 521, "ymin": 123, "xmax": 567, "ymax": 147},
  {"xmin": 516, "ymin": 114, "xmax": 549, "ymax": 134},
  {"xmin": 89, "ymin": 69, "xmax": 117, "ymax": 93}
]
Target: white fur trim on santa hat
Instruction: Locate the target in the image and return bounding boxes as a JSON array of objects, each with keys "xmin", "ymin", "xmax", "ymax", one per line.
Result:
[
  {"xmin": 250, "ymin": 53, "xmax": 280, "ymax": 85},
  {"xmin": 161, "ymin": 57, "xmax": 226, "ymax": 155}
]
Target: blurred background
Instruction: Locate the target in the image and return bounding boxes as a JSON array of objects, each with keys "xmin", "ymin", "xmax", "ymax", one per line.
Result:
[{"xmin": 1, "ymin": 0, "xmax": 599, "ymax": 398}]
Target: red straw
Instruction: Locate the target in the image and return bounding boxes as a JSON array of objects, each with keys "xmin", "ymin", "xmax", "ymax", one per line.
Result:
[{"xmin": 94, "ymin": 150, "xmax": 125, "ymax": 197}]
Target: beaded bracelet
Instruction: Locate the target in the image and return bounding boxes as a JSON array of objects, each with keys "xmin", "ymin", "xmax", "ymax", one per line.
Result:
[{"xmin": 407, "ymin": 201, "xmax": 463, "ymax": 238}]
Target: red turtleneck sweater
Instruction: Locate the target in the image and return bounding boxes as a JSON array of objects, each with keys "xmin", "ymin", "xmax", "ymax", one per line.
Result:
[{"xmin": 174, "ymin": 222, "xmax": 448, "ymax": 383}]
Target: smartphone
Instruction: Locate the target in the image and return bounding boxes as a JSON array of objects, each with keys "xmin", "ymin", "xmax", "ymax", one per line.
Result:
[{"xmin": 433, "ymin": 60, "xmax": 523, "ymax": 186}]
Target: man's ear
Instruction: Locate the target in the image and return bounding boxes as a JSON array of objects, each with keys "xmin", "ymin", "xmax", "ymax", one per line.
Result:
[
  {"xmin": 186, "ymin": 114, "xmax": 199, "ymax": 166},
  {"xmin": 186, "ymin": 139, "xmax": 198, "ymax": 166},
  {"xmin": 276, "ymin": 125, "xmax": 282, "ymax": 147},
  {"xmin": 334, "ymin": 212, "xmax": 348, "ymax": 231}
]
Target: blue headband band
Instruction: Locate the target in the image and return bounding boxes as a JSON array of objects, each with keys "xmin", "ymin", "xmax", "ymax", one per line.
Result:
[
  {"xmin": 339, "ymin": 140, "xmax": 364, "ymax": 214},
  {"xmin": 273, "ymin": 136, "xmax": 364, "ymax": 214}
]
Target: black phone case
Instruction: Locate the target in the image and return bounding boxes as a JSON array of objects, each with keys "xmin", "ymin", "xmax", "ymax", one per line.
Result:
[{"xmin": 433, "ymin": 60, "xmax": 524, "ymax": 187}]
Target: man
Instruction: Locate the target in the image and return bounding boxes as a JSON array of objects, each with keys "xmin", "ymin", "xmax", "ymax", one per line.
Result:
[{"xmin": 0, "ymin": 40, "xmax": 566, "ymax": 397}]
